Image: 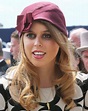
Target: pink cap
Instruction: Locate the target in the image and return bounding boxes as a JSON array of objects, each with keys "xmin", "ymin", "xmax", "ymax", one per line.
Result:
[{"xmin": 16, "ymin": 2, "xmax": 67, "ymax": 37}]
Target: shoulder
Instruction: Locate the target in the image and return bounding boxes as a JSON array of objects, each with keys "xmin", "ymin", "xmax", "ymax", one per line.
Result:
[
  {"xmin": 71, "ymin": 83, "xmax": 83, "ymax": 110},
  {"xmin": 84, "ymin": 90, "xmax": 88, "ymax": 109},
  {"xmin": 0, "ymin": 83, "xmax": 7, "ymax": 110},
  {"xmin": 73, "ymin": 83, "xmax": 83, "ymax": 105},
  {"xmin": 76, "ymin": 72, "xmax": 88, "ymax": 93},
  {"xmin": 0, "ymin": 69, "xmax": 15, "ymax": 110},
  {"xmin": 0, "ymin": 69, "xmax": 15, "ymax": 89},
  {"xmin": 76, "ymin": 72, "xmax": 88, "ymax": 82},
  {"xmin": 74, "ymin": 83, "xmax": 83, "ymax": 98}
]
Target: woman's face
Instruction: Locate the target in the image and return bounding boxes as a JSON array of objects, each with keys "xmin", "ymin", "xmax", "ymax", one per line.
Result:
[{"xmin": 23, "ymin": 22, "xmax": 59, "ymax": 67}]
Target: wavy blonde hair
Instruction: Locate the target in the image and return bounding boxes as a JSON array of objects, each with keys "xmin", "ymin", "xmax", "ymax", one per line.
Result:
[{"xmin": 9, "ymin": 20, "xmax": 76, "ymax": 110}]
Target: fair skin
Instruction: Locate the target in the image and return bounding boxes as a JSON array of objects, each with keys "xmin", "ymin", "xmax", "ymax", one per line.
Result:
[
  {"xmin": 70, "ymin": 36, "xmax": 80, "ymax": 48},
  {"xmin": 23, "ymin": 22, "xmax": 59, "ymax": 87},
  {"xmin": 10, "ymin": 38, "xmax": 19, "ymax": 60},
  {"xmin": 69, "ymin": 28, "xmax": 87, "ymax": 48},
  {"xmin": 81, "ymin": 50, "xmax": 88, "ymax": 72}
]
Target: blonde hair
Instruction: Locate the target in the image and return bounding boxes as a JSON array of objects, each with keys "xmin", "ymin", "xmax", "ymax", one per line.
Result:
[{"xmin": 9, "ymin": 20, "xmax": 76, "ymax": 110}]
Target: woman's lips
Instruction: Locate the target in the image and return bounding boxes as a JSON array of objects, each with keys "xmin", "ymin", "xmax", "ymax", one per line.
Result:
[{"xmin": 32, "ymin": 51, "xmax": 46, "ymax": 59}]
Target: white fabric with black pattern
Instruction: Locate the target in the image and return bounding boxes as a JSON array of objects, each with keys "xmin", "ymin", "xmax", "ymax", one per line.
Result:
[{"xmin": 0, "ymin": 74, "xmax": 84, "ymax": 111}]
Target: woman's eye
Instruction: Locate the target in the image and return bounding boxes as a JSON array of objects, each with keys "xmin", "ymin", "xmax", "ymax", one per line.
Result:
[
  {"xmin": 26, "ymin": 33, "xmax": 36, "ymax": 39},
  {"xmin": 43, "ymin": 34, "xmax": 52, "ymax": 39}
]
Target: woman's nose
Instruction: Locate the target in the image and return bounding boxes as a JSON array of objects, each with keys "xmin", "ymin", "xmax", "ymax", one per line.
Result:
[{"xmin": 34, "ymin": 38, "xmax": 42, "ymax": 47}]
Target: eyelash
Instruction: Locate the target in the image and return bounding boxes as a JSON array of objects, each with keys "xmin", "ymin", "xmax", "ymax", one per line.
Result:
[
  {"xmin": 26, "ymin": 33, "xmax": 35, "ymax": 39},
  {"xmin": 26, "ymin": 33, "xmax": 52, "ymax": 39}
]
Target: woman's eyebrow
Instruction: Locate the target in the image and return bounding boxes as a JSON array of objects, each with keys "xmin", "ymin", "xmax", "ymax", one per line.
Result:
[
  {"xmin": 29, "ymin": 29, "xmax": 50, "ymax": 33},
  {"xmin": 43, "ymin": 30, "xmax": 50, "ymax": 32}
]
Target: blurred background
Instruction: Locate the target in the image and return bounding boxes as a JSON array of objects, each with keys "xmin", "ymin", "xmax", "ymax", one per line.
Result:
[
  {"xmin": 0, "ymin": 0, "xmax": 88, "ymax": 28},
  {"xmin": 0, "ymin": 0, "xmax": 88, "ymax": 66}
]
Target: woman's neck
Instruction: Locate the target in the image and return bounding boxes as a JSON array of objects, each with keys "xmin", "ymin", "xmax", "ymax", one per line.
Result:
[{"xmin": 36, "ymin": 64, "xmax": 56, "ymax": 88}]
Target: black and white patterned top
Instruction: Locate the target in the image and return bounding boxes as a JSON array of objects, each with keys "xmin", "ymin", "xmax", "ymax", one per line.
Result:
[
  {"xmin": 0, "ymin": 73, "xmax": 84, "ymax": 111},
  {"xmin": 76, "ymin": 72, "xmax": 88, "ymax": 111},
  {"xmin": 0, "ymin": 59, "xmax": 9, "ymax": 76}
]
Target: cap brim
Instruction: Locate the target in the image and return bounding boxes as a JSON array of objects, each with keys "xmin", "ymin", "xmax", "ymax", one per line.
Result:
[{"xmin": 76, "ymin": 46, "xmax": 88, "ymax": 56}]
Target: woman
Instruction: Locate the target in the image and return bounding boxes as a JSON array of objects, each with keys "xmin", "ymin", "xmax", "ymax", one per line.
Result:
[{"xmin": 0, "ymin": 2, "xmax": 83, "ymax": 111}]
